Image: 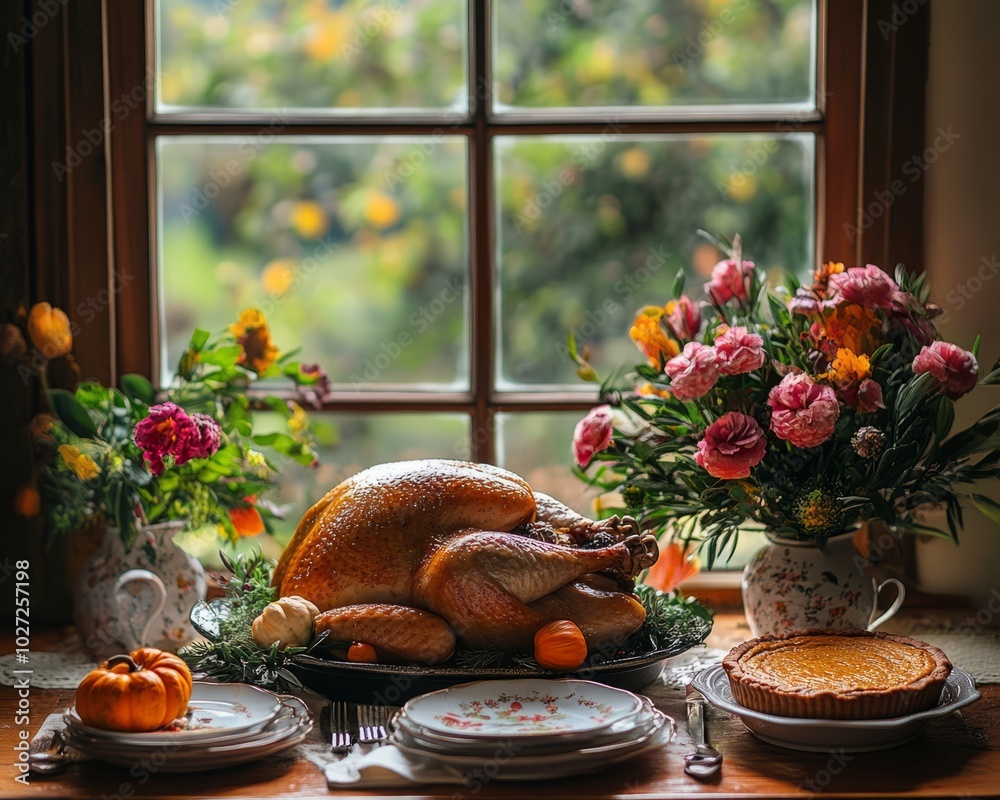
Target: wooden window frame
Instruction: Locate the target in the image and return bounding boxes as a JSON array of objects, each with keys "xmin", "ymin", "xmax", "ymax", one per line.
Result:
[{"xmin": 39, "ymin": 0, "xmax": 923, "ymax": 472}]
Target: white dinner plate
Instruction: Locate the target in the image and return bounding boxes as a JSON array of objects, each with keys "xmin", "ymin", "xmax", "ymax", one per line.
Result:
[
  {"xmin": 66, "ymin": 682, "xmax": 284, "ymax": 744},
  {"xmin": 60, "ymin": 696, "xmax": 313, "ymax": 772},
  {"xmin": 394, "ymin": 698, "xmax": 658, "ymax": 756},
  {"xmin": 393, "ymin": 710, "xmax": 675, "ymax": 781},
  {"xmin": 402, "ymin": 679, "xmax": 644, "ymax": 738},
  {"xmin": 691, "ymin": 664, "xmax": 981, "ymax": 753}
]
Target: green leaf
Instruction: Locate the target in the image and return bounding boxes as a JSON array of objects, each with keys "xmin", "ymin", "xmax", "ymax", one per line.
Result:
[
  {"xmin": 934, "ymin": 396, "xmax": 955, "ymax": 443},
  {"xmin": 189, "ymin": 328, "xmax": 210, "ymax": 352},
  {"xmin": 869, "ymin": 343, "xmax": 894, "ymax": 370},
  {"xmin": 199, "ymin": 344, "xmax": 243, "ymax": 367},
  {"xmin": 671, "ymin": 268, "xmax": 686, "ymax": 299},
  {"xmin": 973, "ymin": 335, "xmax": 981, "ymax": 359},
  {"xmin": 969, "ymin": 494, "xmax": 1000, "ymax": 527},
  {"xmin": 120, "ymin": 373, "xmax": 156, "ymax": 405},
  {"xmin": 48, "ymin": 389, "xmax": 99, "ymax": 438}
]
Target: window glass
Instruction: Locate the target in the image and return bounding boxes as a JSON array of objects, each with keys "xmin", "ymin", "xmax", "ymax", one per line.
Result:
[
  {"xmin": 157, "ymin": 0, "xmax": 468, "ymax": 114},
  {"xmin": 493, "ymin": 0, "xmax": 817, "ymax": 113},
  {"xmin": 157, "ymin": 136, "xmax": 469, "ymax": 389},
  {"xmin": 495, "ymin": 133, "xmax": 814, "ymax": 387}
]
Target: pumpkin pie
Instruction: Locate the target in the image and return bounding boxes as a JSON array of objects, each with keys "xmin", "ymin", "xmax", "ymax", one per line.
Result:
[{"xmin": 722, "ymin": 629, "xmax": 952, "ymax": 720}]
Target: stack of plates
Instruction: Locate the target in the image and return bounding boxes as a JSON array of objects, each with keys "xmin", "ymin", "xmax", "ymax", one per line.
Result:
[
  {"xmin": 391, "ymin": 679, "xmax": 674, "ymax": 780},
  {"xmin": 60, "ymin": 682, "xmax": 312, "ymax": 772}
]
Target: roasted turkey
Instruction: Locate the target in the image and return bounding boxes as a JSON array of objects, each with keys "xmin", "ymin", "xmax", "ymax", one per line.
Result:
[{"xmin": 275, "ymin": 459, "xmax": 658, "ymax": 664}]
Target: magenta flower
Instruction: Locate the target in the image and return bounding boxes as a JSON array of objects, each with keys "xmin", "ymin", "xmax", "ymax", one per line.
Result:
[
  {"xmin": 768, "ymin": 373, "xmax": 841, "ymax": 449},
  {"xmin": 665, "ymin": 295, "xmax": 702, "ymax": 341},
  {"xmin": 133, "ymin": 402, "xmax": 222, "ymax": 476},
  {"xmin": 912, "ymin": 341, "xmax": 979, "ymax": 399},
  {"xmin": 695, "ymin": 412, "xmax": 767, "ymax": 480},
  {"xmin": 705, "ymin": 259, "xmax": 755, "ymax": 304},
  {"xmin": 854, "ymin": 379, "xmax": 886, "ymax": 414},
  {"xmin": 714, "ymin": 326, "xmax": 766, "ymax": 375},
  {"xmin": 827, "ymin": 265, "xmax": 898, "ymax": 309},
  {"xmin": 572, "ymin": 405, "xmax": 614, "ymax": 468},
  {"xmin": 664, "ymin": 342, "xmax": 719, "ymax": 402}
]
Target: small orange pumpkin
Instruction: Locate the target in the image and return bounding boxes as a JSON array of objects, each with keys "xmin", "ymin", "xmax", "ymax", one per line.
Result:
[
  {"xmin": 347, "ymin": 642, "xmax": 378, "ymax": 663},
  {"xmin": 75, "ymin": 648, "xmax": 193, "ymax": 732},
  {"xmin": 534, "ymin": 620, "xmax": 588, "ymax": 671}
]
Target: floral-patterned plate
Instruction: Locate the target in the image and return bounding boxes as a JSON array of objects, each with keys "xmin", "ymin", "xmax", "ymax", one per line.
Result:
[
  {"xmin": 402, "ymin": 679, "xmax": 644, "ymax": 738},
  {"xmin": 64, "ymin": 682, "xmax": 284, "ymax": 745}
]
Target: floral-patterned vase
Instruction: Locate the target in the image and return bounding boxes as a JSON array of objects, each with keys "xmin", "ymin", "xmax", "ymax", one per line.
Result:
[
  {"xmin": 73, "ymin": 520, "xmax": 206, "ymax": 659},
  {"xmin": 741, "ymin": 532, "xmax": 905, "ymax": 637}
]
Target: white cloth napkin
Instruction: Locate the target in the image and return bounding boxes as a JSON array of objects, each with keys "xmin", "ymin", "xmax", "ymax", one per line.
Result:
[{"xmin": 321, "ymin": 743, "xmax": 467, "ymax": 787}]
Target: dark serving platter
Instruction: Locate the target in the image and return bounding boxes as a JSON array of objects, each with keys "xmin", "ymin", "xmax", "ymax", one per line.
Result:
[{"xmin": 191, "ymin": 598, "xmax": 712, "ymax": 704}]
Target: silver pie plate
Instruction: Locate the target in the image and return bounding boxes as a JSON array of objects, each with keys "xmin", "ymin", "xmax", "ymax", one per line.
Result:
[{"xmin": 691, "ymin": 663, "xmax": 981, "ymax": 752}]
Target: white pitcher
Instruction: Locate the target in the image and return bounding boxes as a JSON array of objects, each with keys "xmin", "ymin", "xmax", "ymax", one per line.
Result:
[
  {"xmin": 73, "ymin": 520, "xmax": 206, "ymax": 659},
  {"xmin": 742, "ymin": 531, "xmax": 905, "ymax": 637}
]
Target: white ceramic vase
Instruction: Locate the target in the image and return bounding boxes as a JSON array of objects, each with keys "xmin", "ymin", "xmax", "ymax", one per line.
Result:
[
  {"xmin": 73, "ymin": 520, "xmax": 207, "ymax": 659},
  {"xmin": 741, "ymin": 532, "xmax": 906, "ymax": 637}
]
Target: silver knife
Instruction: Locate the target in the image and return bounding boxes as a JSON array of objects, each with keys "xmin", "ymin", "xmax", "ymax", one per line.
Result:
[{"xmin": 684, "ymin": 684, "xmax": 722, "ymax": 779}]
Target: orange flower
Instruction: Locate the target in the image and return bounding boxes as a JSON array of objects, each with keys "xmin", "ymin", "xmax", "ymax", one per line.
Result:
[
  {"xmin": 821, "ymin": 304, "xmax": 880, "ymax": 355},
  {"xmin": 636, "ymin": 383, "xmax": 671, "ymax": 399},
  {"xmin": 643, "ymin": 540, "xmax": 700, "ymax": 594},
  {"xmin": 13, "ymin": 486, "xmax": 40, "ymax": 517},
  {"xmin": 629, "ymin": 307, "xmax": 680, "ymax": 367},
  {"xmin": 820, "ymin": 348, "xmax": 871, "ymax": 386},
  {"xmin": 229, "ymin": 497, "xmax": 265, "ymax": 537},
  {"xmin": 229, "ymin": 309, "xmax": 280, "ymax": 373},
  {"xmin": 813, "ymin": 261, "xmax": 845, "ymax": 288},
  {"xmin": 27, "ymin": 302, "xmax": 72, "ymax": 357}
]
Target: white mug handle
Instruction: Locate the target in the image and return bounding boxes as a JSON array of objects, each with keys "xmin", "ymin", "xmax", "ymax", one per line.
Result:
[
  {"xmin": 114, "ymin": 569, "xmax": 167, "ymax": 651},
  {"xmin": 867, "ymin": 577, "xmax": 906, "ymax": 631}
]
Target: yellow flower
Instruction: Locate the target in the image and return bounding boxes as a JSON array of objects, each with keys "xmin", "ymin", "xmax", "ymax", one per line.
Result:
[
  {"xmin": 28, "ymin": 302, "xmax": 73, "ymax": 357},
  {"xmin": 822, "ymin": 304, "xmax": 880, "ymax": 355},
  {"xmin": 229, "ymin": 309, "xmax": 280, "ymax": 373},
  {"xmin": 58, "ymin": 445, "xmax": 100, "ymax": 481},
  {"xmin": 261, "ymin": 260, "xmax": 295, "ymax": 296},
  {"xmin": 636, "ymin": 383, "xmax": 671, "ymax": 399},
  {"xmin": 288, "ymin": 402, "xmax": 309, "ymax": 436},
  {"xmin": 289, "ymin": 201, "xmax": 328, "ymax": 239},
  {"xmin": 820, "ymin": 348, "xmax": 872, "ymax": 386},
  {"xmin": 363, "ymin": 192, "xmax": 401, "ymax": 229},
  {"xmin": 629, "ymin": 307, "xmax": 680, "ymax": 367}
]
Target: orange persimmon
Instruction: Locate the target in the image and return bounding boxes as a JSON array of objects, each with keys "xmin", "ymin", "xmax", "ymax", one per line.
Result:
[{"xmin": 534, "ymin": 620, "xmax": 588, "ymax": 671}]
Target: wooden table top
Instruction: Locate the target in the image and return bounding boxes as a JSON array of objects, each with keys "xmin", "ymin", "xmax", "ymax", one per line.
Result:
[{"xmin": 3, "ymin": 612, "xmax": 997, "ymax": 799}]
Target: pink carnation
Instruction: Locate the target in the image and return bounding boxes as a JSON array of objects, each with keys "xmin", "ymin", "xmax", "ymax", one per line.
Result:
[
  {"xmin": 665, "ymin": 295, "xmax": 702, "ymax": 340},
  {"xmin": 912, "ymin": 341, "xmax": 979, "ymax": 399},
  {"xmin": 572, "ymin": 405, "xmax": 614, "ymax": 468},
  {"xmin": 664, "ymin": 342, "xmax": 719, "ymax": 402},
  {"xmin": 705, "ymin": 259, "xmax": 755, "ymax": 304},
  {"xmin": 827, "ymin": 265, "xmax": 898, "ymax": 309},
  {"xmin": 767, "ymin": 373, "xmax": 841, "ymax": 449},
  {"xmin": 133, "ymin": 402, "xmax": 222, "ymax": 476},
  {"xmin": 695, "ymin": 412, "xmax": 767, "ymax": 480},
  {"xmin": 714, "ymin": 326, "xmax": 766, "ymax": 375}
]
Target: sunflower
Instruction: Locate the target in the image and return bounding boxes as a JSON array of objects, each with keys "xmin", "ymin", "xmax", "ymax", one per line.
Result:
[{"xmin": 229, "ymin": 309, "xmax": 280, "ymax": 373}]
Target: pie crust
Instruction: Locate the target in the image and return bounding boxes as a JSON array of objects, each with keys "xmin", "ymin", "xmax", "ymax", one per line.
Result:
[{"xmin": 722, "ymin": 629, "xmax": 952, "ymax": 720}]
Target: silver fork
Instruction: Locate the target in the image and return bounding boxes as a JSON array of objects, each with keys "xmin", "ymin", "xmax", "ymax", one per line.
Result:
[
  {"xmin": 330, "ymin": 701, "xmax": 352, "ymax": 753},
  {"xmin": 357, "ymin": 704, "xmax": 391, "ymax": 744}
]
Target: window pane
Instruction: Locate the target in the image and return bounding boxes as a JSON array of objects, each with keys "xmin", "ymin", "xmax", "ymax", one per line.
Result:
[
  {"xmin": 495, "ymin": 133, "xmax": 814, "ymax": 388},
  {"xmin": 493, "ymin": 0, "xmax": 816, "ymax": 113},
  {"xmin": 263, "ymin": 411, "xmax": 470, "ymax": 544},
  {"xmin": 156, "ymin": 0, "xmax": 468, "ymax": 114},
  {"xmin": 156, "ymin": 136, "xmax": 469, "ymax": 389},
  {"xmin": 495, "ymin": 411, "xmax": 599, "ymax": 515}
]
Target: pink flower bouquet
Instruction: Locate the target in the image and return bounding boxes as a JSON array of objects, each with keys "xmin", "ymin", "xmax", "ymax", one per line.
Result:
[{"xmin": 571, "ymin": 235, "xmax": 1000, "ymax": 564}]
